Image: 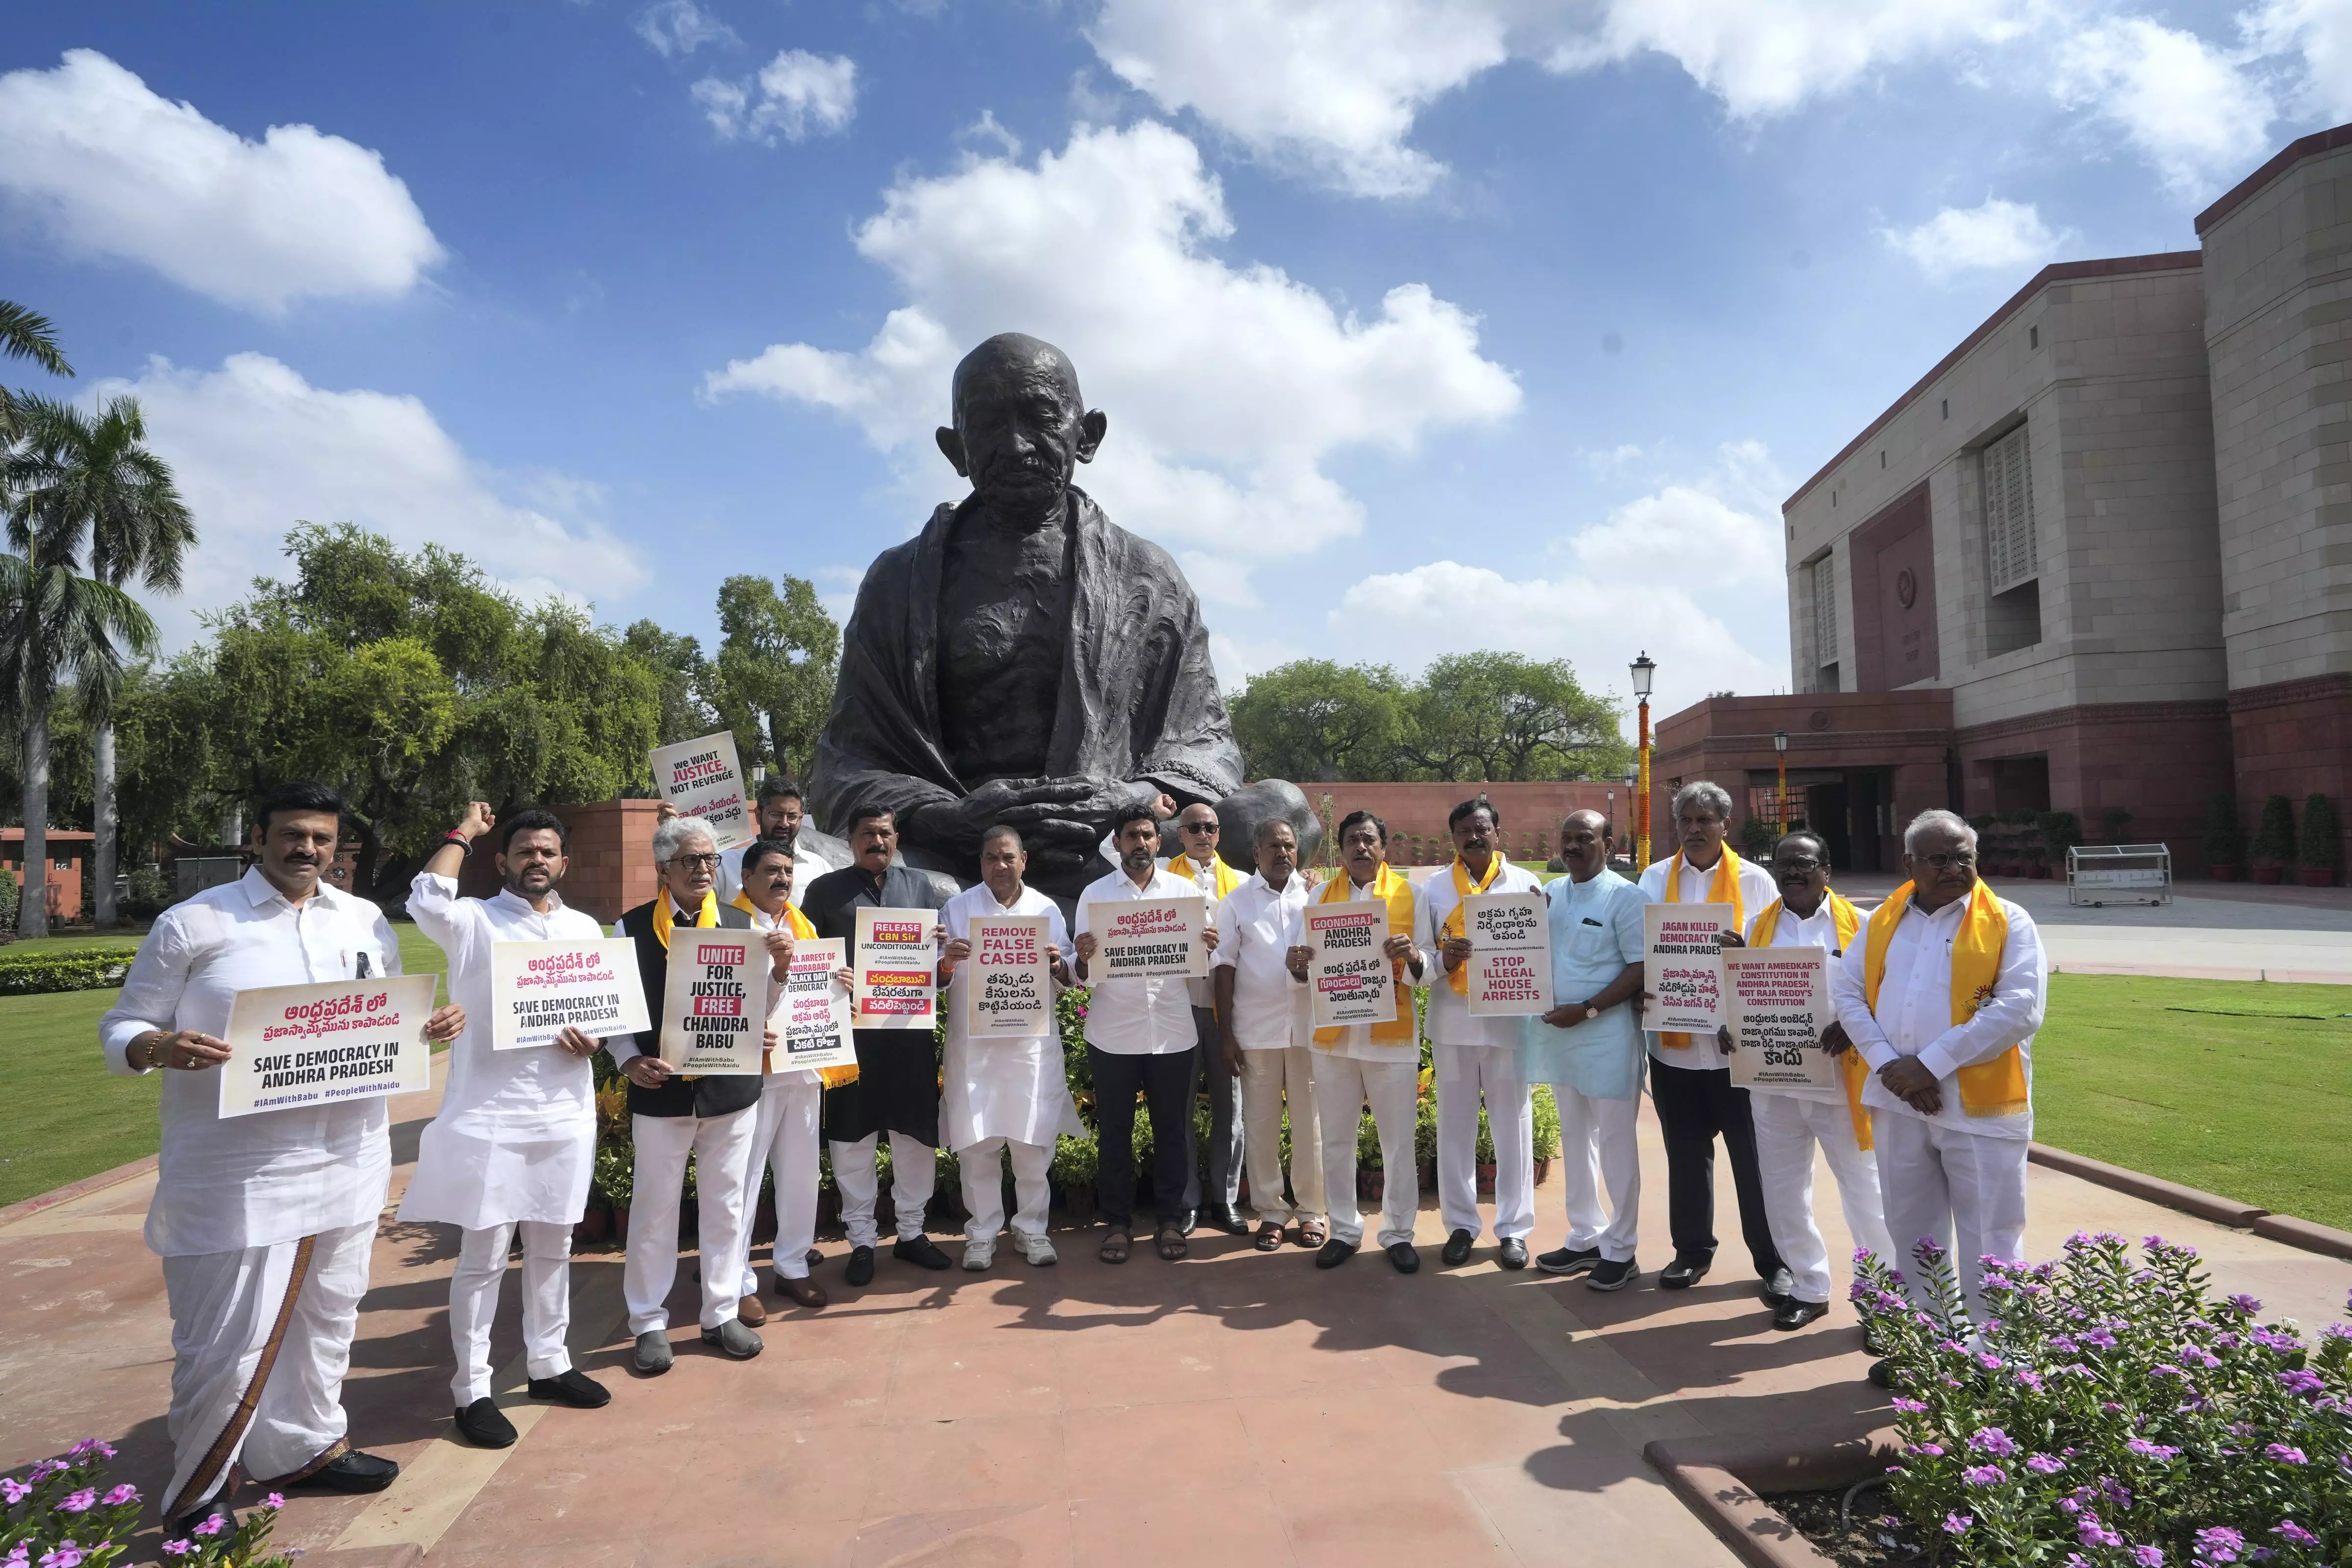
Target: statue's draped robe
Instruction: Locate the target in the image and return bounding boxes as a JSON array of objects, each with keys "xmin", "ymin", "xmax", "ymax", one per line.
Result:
[{"xmin": 808, "ymin": 490, "xmax": 1244, "ymax": 857}]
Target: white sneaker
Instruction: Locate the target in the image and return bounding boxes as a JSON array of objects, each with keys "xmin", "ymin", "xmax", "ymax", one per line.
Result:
[
  {"xmin": 962, "ymin": 1239, "xmax": 995, "ymax": 1271},
  {"xmin": 1017, "ymin": 1232, "xmax": 1057, "ymax": 1267}
]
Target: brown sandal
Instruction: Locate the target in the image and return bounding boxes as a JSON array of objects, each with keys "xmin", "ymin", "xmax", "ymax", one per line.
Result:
[
  {"xmin": 1154, "ymin": 1223, "xmax": 1189, "ymax": 1261},
  {"xmin": 1298, "ymin": 1219, "xmax": 1328, "ymax": 1249},
  {"xmin": 1098, "ymin": 1228, "xmax": 1132, "ymax": 1265},
  {"xmin": 1253, "ymin": 1222, "xmax": 1285, "ymax": 1252}
]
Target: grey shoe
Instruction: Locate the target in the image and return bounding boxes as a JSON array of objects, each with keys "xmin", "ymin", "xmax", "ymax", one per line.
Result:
[
  {"xmin": 634, "ymin": 1330, "xmax": 674, "ymax": 1375},
  {"xmin": 702, "ymin": 1317, "xmax": 763, "ymax": 1359}
]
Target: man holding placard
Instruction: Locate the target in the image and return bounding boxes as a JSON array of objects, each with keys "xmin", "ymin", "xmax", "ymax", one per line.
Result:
[
  {"xmin": 1638, "ymin": 781, "xmax": 1789, "ymax": 1298},
  {"xmin": 399, "ymin": 803, "xmax": 624, "ymax": 1447},
  {"xmin": 1715, "ymin": 830, "xmax": 1894, "ymax": 1332},
  {"xmin": 609, "ymin": 814, "xmax": 766, "ymax": 1372},
  {"xmin": 649, "ymin": 729, "xmax": 753, "ymax": 851},
  {"xmin": 101, "ymin": 782, "xmax": 466, "ymax": 1535},
  {"xmin": 939, "ymin": 825, "xmax": 1080, "ymax": 1270},
  {"xmin": 803, "ymin": 804, "xmax": 954, "ymax": 1287},
  {"xmin": 1214, "ymin": 818, "xmax": 1325, "ymax": 1252},
  {"xmin": 1417, "ymin": 795, "xmax": 1546, "ymax": 1270},
  {"xmin": 1166, "ymin": 800, "xmax": 1248, "ymax": 1236},
  {"xmin": 1293, "ymin": 810, "xmax": 1427, "ymax": 1274},
  {"xmin": 1074, "ymin": 808, "xmax": 1218, "ymax": 1264}
]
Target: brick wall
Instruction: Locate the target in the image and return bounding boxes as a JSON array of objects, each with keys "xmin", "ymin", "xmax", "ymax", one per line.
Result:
[
  {"xmin": 1292, "ymin": 781, "xmax": 1628, "ymax": 866},
  {"xmin": 455, "ymin": 799, "xmax": 664, "ymax": 924}
]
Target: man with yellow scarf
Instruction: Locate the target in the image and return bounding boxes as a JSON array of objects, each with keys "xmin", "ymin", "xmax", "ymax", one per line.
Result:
[
  {"xmin": 1416, "ymin": 795, "xmax": 1545, "ymax": 1269},
  {"xmin": 1831, "ymin": 809, "xmax": 2044, "ymax": 1370},
  {"xmin": 1716, "ymin": 829, "xmax": 1894, "ymax": 1332},
  {"xmin": 609, "ymin": 814, "xmax": 765, "ymax": 1373},
  {"xmin": 1168, "ymin": 801, "xmax": 1249, "ymax": 1235},
  {"xmin": 1638, "ymin": 781, "xmax": 1788, "ymax": 1296}
]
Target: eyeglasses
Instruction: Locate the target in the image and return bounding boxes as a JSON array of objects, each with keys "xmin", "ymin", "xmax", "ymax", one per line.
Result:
[
  {"xmin": 1180, "ymin": 822, "xmax": 1218, "ymax": 834},
  {"xmin": 665, "ymin": 853, "xmax": 722, "ymax": 872},
  {"xmin": 1776, "ymin": 858, "xmax": 1824, "ymax": 873},
  {"xmin": 1918, "ymin": 851, "xmax": 1976, "ymax": 870}
]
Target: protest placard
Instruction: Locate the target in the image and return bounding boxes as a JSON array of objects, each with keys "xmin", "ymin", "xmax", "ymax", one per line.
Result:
[
  {"xmin": 1086, "ymin": 896, "xmax": 1207, "ymax": 980},
  {"xmin": 657, "ymin": 935, "xmax": 767, "ymax": 1074},
  {"xmin": 1724, "ymin": 945, "xmax": 1839, "ymax": 1091},
  {"xmin": 489, "ymin": 939, "xmax": 650, "ymax": 1051},
  {"xmin": 776, "ymin": 937, "xmax": 857, "ymax": 1074},
  {"xmin": 1305, "ymin": 904, "xmax": 1396, "ymax": 1030},
  {"xmin": 966, "ymin": 914, "xmax": 1054, "ymax": 1037},
  {"xmin": 1462, "ymin": 889, "xmax": 1554, "ymax": 1017},
  {"xmin": 220, "ymin": 975, "xmax": 437, "ymax": 1119},
  {"xmin": 648, "ymin": 730, "xmax": 752, "ymax": 850},
  {"xmin": 1643, "ymin": 903, "xmax": 1732, "ymax": 1033},
  {"xmin": 853, "ymin": 907, "xmax": 938, "ymax": 1029}
]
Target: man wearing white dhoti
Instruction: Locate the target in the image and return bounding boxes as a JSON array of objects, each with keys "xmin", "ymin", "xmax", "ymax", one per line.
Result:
[
  {"xmin": 101, "ymin": 782, "xmax": 465, "ymax": 1536},
  {"xmin": 937, "ymin": 826, "xmax": 1081, "ymax": 1270},
  {"xmin": 398, "ymin": 803, "xmax": 614, "ymax": 1448},
  {"xmin": 1212, "ymin": 817, "xmax": 1324, "ymax": 1252}
]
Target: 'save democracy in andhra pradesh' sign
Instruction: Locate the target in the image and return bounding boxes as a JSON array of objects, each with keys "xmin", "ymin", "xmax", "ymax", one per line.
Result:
[
  {"xmin": 1462, "ymin": 890, "xmax": 1553, "ymax": 1017},
  {"xmin": 489, "ymin": 939, "xmax": 650, "ymax": 1051},
  {"xmin": 1644, "ymin": 903, "xmax": 1732, "ymax": 1033},
  {"xmin": 220, "ymin": 975, "xmax": 438, "ymax": 1119},
  {"xmin": 1724, "ymin": 944, "xmax": 1840, "ymax": 1091},
  {"xmin": 777, "ymin": 938, "xmax": 857, "ymax": 1074},
  {"xmin": 658, "ymin": 936, "xmax": 769, "ymax": 1074},
  {"xmin": 854, "ymin": 907, "xmax": 938, "ymax": 1029},
  {"xmin": 648, "ymin": 729, "xmax": 752, "ymax": 850},
  {"xmin": 966, "ymin": 914, "xmax": 1054, "ymax": 1037},
  {"xmin": 1305, "ymin": 904, "xmax": 1395, "ymax": 1030},
  {"xmin": 1086, "ymin": 896, "xmax": 1206, "ymax": 980}
]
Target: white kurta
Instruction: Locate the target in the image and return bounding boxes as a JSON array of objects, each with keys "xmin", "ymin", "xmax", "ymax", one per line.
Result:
[
  {"xmin": 396, "ymin": 872, "xmax": 607, "ymax": 1230},
  {"xmin": 101, "ymin": 868, "xmax": 402, "ymax": 1257},
  {"xmin": 1414, "ymin": 858, "xmax": 1546, "ymax": 1048},
  {"xmin": 940, "ymin": 882, "xmax": 1085, "ymax": 1150},
  {"xmin": 1075, "ymin": 865, "xmax": 1200, "ymax": 1054}
]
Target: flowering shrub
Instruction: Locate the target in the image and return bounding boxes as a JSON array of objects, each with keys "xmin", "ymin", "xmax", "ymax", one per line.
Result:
[
  {"xmin": 1856, "ymin": 1232, "xmax": 2351, "ymax": 1565},
  {"xmin": 0, "ymin": 1440, "xmax": 297, "ymax": 1567}
]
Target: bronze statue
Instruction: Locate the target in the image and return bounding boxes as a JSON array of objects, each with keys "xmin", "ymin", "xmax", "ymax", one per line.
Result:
[{"xmin": 808, "ymin": 333, "xmax": 1314, "ymax": 897}]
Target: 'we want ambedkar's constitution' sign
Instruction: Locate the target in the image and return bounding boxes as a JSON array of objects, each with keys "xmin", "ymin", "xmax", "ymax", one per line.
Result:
[{"xmin": 220, "ymin": 976, "xmax": 437, "ymax": 1118}]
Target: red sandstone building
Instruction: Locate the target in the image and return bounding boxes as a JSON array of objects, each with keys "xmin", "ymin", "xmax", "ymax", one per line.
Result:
[{"xmin": 1658, "ymin": 123, "xmax": 2352, "ymax": 876}]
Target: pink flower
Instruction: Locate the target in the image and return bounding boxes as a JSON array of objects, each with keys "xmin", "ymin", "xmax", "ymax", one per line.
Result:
[
  {"xmin": 2264, "ymin": 1445, "xmax": 2306, "ymax": 1465},
  {"xmin": 65, "ymin": 1443, "xmax": 114, "ymax": 1463},
  {"xmin": 1890, "ymin": 1397, "xmax": 1927, "ymax": 1413},
  {"xmin": 39, "ymin": 1545, "xmax": 85, "ymax": 1568},
  {"xmin": 2195, "ymin": 1524, "xmax": 2245, "ymax": 1562},
  {"xmin": 0, "ymin": 1478, "xmax": 29, "ymax": 1503},
  {"xmin": 193, "ymin": 1513, "xmax": 227, "ymax": 1537},
  {"xmin": 1914, "ymin": 1443, "xmax": 1946, "ymax": 1458},
  {"xmin": 1969, "ymin": 1427, "xmax": 2018, "ymax": 1456},
  {"xmin": 2134, "ymin": 1549, "xmax": 2165, "ymax": 1567},
  {"xmin": 2223, "ymin": 1293, "xmax": 2262, "ymax": 1317},
  {"xmin": 1962, "ymin": 1464, "xmax": 2007, "ymax": 1487},
  {"xmin": 101, "ymin": 1485, "xmax": 136, "ymax": 1506},
  {"xmin": 2079, "ymin": 1515, "xmax": 2123, "ymax": 1548},
  {"xmin": 160, "ymin": 1545, "xmax": 191, "ymax": 1561},
  {"xmin": 2272, "ymin": 1521, "xmax": 2318, "ymax": 1547},
  {"xmin": 2277, "ymin": 1370, "xmax": 2324, "ymax": 1396},
  {"xmin": 263, "ymin": 1492, "xmax": 286, "ymax": 1510},
  {"xmin": 1943, "ymin": 1513, "xmax": 1972, "ymax": 1536},
  {"xmin": 54, "ymin": 1489, "xmax": 94, "ymax": 1514},
  {"xmin": 2027, "ymin": 1454, "xmax": 2066, "ymax": 1474}
]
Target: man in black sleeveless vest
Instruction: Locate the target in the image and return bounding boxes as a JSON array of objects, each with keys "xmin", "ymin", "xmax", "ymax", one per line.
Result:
[{"xmin": 609, "ymin": 813, "xmax": 765, "ymax": 1373}]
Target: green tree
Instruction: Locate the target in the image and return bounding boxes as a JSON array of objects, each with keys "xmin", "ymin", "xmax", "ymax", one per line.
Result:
[
  {"xmin": 1398, "ymin": 651, "xmax": 1629, "ymax": 782},
  {"xmin": 1227, "ymin": 659, "xmax": 1410, "ymax": 781},
  {"xmin": 709, "ymin": 573, "xmax": 838, "ymax": 782},
  {"xmin": 622, "ymin": 619, "xmax": 716, "ymax": 748}
]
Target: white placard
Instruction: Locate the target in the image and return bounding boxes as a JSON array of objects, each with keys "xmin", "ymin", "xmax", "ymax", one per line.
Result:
[
  {"xmin": 1087, "ymin": 896, "xmax": 1207, "ymax": 980},
  {"xmin": 657, "ymin": 934, "xmax": 769, "ymax": 1074},
  {"xmin": 1463, "ymin": 890, "xmax": 1554, "ymax": 1017},
  {"xmin": 648, "ymin": 730, "xmax": 752, "ymax": 850},
  {"xmin": 966, "ymin": 914, "xmax": 1054, "ymax": 1037},
  {"xmin": 1724, "ymin": 945, "xmax": 1840, "ymax": 1091},
  {"xmin": 1305, "ymin": 904, "xmax": 1396, "ymax": 1030},
  {"xmin": 853, "ymin": 907, "xmax": 938, "ymax": 1029},
  {"xmin": 776, "ymin": 938, "xmax": 857, "ymax": 1074},
  {"xmin": 1644, "ymin": 903, "xmax": 1732, "ymax": 1033},
  {"xmin": 219, "ymin": 975, "xmax": 438, "ymax": 1119},
  {"xmin": 489, "ymin": 939, "xmax": 650, "ymax": 1051}
]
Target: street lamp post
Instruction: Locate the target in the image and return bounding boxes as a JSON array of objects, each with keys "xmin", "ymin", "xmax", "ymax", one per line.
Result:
[
  {"xmin": 1773, "ymin": 729, "xmax": 1790, "ymax": 838},
  {"xmin": 1630, "ymin": 652, "xmax": 1657, "ymax": 871}
]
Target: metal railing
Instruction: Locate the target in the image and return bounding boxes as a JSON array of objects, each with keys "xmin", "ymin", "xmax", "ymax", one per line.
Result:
[{"xmin": 2066, "ymin": 843, "xmax": 2172, "ymax": 906}]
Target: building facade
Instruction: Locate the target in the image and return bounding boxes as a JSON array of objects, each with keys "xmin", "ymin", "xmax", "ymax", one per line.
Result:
[{"xmin": 1657, "ymin": 123, "xmax": 2351, "ymax": 875}]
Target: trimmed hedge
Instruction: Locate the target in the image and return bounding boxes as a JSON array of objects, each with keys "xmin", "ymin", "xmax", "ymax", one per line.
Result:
[{"xmin": 0, "ymin": 947, "xmax": 141, "ymax": 996}]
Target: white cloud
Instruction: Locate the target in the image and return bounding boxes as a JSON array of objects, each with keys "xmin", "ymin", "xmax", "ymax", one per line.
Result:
[
  {"xmin": 1881, "ymin": 197, "xmax": 2068, "ymax": 281},
  {"xmin": 0, "ymin": 50, "xmax": 442, "ymax": 314},
  {"xmin": 702, "ymin": 121, "xmax": 1519, "ymax": 602},
  {"xmin": 2246, "ymin": 0, "xmax": 2352, "ymax": 123},
  {"xmin": 2050, "ymin": 17, "xmax": 2278, "ymax": 193},
  {"xmin": 692, "ymin": 49, "xmax": 858, "ymax": 143},
  {"xmin": 635, "ymin": 0, "xmax": 737, "ymax": 57},
  {"xmin": 95, "ymin": 354, "xmax": 647, "ymax": 650}
]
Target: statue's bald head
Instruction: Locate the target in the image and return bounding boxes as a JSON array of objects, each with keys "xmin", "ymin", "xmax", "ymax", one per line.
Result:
[
  {"xmin": 937, "ymin": 333, "xmax": 1107, "ymax": 525},
  {"xmin": 951, "ymin": 334, "xmax": 1083, "ymax": 426}
]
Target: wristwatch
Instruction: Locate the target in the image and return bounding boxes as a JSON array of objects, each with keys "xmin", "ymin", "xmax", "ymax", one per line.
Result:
[{"xmin": 1581, "ymin": 1002, "xmax": 1601, "ymax": 1021}]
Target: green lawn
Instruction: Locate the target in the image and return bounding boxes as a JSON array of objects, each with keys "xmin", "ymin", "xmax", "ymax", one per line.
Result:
[
  {"xmin": 1, "ymin": 929, "xmax": 154, "ymax": 956},
  {"xmin": 2035, "ymin": 974, "xmax": 2352, "ymax": 1232}
]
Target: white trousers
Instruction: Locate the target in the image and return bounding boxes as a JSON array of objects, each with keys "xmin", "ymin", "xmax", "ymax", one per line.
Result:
[
  {"xmin": 829, "ymin": 1131, "xmax": 937, "ymax": 1249},
  {"xmin": 1752, "ymin": 1094, "xmax": 1896, "ymax": 1307},
  {"xmin": 959, "ymin": 1137, "xmax": 1053, "ymax": 1242},
  {"xmin": 1311, "ymin": 1054, "xmax": 1420, "ymax": 1249},
  {"xmin": 1435, "ymin": 1042, "xmax": 1534, "ymax": 1240},
  {"xmin": 1238, "ymin": 1045, "xmax": 1324, "ymax": 1225},
  {"xmin": 1549, "ymin": 1085, "xmax": 1641, "ymax": 1262},
  {"xmin": 161, "ymin": 1219, "xmax": 376, "ymax": 1518},
  {"xmin": 625, "ymin": 1108, "xmax": 756, "ymax": 1336},
  {"xmin": 450, "ymin": 1221, "xmax": 572, "ymax": 1404},
  {"xmin": 1871, "ymin": 1111, "xmax": 2030, "ymax": 1325},
  {"xmin": 740, "ymin": 1077, "xmax": 824, "ymax": 1293}
]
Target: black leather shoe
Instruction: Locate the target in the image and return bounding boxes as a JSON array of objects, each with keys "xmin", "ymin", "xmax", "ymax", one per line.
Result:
[
  {"xmin": 1441, "ymin": 1228, "xmax": 1475, "ymax": 1266},
  {"xmin": 895, "ymin": 1234, "xmax": 953, "ymax": 1271},
  {"xmin": 454, "ymin": 1397, "xmax": 516, "ymax": 1448},
  {"xmin": 1659, "ymin": 1255, "xmax": 1712, "ymax": 1290},
  {"xmin": 1386, "ymin": 1241, "xmax": 1421, "ymax": 1275},
  {"xmin": 169, "ymin": 1500, "xmax": 235, "ymax": 1540},
  {"xmin": 293, "ymin": 1450, "xmax": 400, "ymax": 1494},
  {"xmin": 1774, "ymin": 1299, "xmax": 1832, "ymax": 1332},
  {"xmin": 528, "ymin": 1369, "xmax": 611, "ymax": 1407},
  {"xmin": 1498, "ymin": 1238, "xmax": 1529, "ymax": 1270},
  {"xmin": 1867, "ymin": 1357, "xmax": 1900, "ymax": 1390},
  {"xmin": 1760, "ymin": 1267, "xmax": 1796, "ymax": 1307},
  {"xmin": 1538, "ymin": 1245, "xmax": 1601, "ymax": 1276},
  {"xmin": 844, "ymin": 1245, "xmax": 876, "ymax": 1286},
  {"xmin": 1205, "ymin": 1204, "xmax": 1250, "ymax": 1235},
  {"xmin": 1315, "ymin": 1238, "xmax": 1356, "ymax": 1269}
]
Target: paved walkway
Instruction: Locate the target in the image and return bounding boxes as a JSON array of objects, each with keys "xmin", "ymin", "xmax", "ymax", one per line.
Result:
[{"xmin": 4, "ymin": 1061, "xmax": 2348, "ymax": 1568}]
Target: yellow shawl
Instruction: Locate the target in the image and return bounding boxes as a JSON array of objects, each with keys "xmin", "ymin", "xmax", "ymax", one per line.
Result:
[
  {"xmin": 728, "ymin": 892, "xmax": 856, "ymax": 1088},
  {"xmin": 1165, "ymin": 852, "xmax": 1245, "ymax": 901},
  {"xmin": 1440, "ymin": 853, "xmax": 1504, "ymax": 996},
  {"xmin": 1861, "ymin": 880, "xmax": 2028, "ymax": 1118},
  {"xmin": 1660, "ymin": 848, "xmax": 1747, "ymax": 1049},
  {"xmin": 651, "ymin": 887, "xmax": 719, "ymax": 947},
  {"xmin": 1750, "ymin": 890, "xmax": 1871, "ymax": 1150},
  {"xmin": 1310, "ymin": 863, "xmax": 1418, "ymax": 1047}
]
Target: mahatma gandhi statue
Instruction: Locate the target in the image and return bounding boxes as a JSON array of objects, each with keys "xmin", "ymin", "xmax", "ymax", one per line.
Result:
[{"xmin": 807, "ymin": 332, "xmax": 1315, "ymax": 898}]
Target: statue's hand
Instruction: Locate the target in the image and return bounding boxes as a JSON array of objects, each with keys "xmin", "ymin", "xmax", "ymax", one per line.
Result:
[{"xmin": 912, "ymin": 778, "xmax": 1095, "ymax": 849}]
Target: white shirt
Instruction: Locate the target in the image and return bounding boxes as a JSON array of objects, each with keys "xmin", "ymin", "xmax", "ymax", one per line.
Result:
[
  {"xmin": 1830, "ymin": 892, "xmax": 2046, "ymax": 1139},
  {"xmin": 1742, "ymin": 897, "xmax": 1851, "ymax": 1106},
  {"xmin": 1170, "ymin": 851, "xmax": 1232, "ymax": 1009},
  {"xmin": 1414, "ymin": 857, "xmax": 1545, "ymax": 1049},
  {"xmin": 101, "ymin": 868, "xmax": 401, "ymax": 1257},
  {"xmin": 731, "ymin": 897, "xmax": 821, "ymax": 1086},
  {"xmin": 716, "ymin": 837, "xmax": 830, "ymax": 909},
  {"xmin": 1639, "ymin": 850, "xmax": 1780, "ymax": 1065},
  {"xmin": 1318, "ymin": 872, "xmax": 1425, "ymax": 1061},
  {"xmin": 1212, "ymin": 871, "xmax": 1312, "ymax": 1051},
  {"xmin": 940, "ymin": 882, "xmax": 1084, "ymax": 1147},
  {"xmin": 1076, "ymin": 864, "xmax": 1200, "ymax": 1055}
]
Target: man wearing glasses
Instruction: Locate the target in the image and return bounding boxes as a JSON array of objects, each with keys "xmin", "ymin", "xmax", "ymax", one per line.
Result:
[
  {"xmin": 1830, "ymin": 810, "xmax": 2046, "ymax": 1381},
  {"xmin": 1167, "ymin": 800, "xmax": 1247, "ymax": 1234}
]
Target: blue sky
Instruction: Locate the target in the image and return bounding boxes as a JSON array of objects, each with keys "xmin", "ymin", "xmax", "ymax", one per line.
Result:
[{"xmin": 3, "ymin": 1, "xmax": 2346, "ymax": 728}]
